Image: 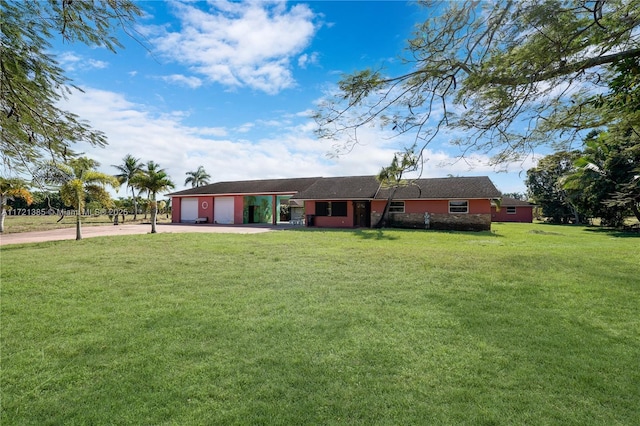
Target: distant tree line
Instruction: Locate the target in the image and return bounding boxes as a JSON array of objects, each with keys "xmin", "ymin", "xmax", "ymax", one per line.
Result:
[{"xmin": 526, "ymin": 130, "xmax": 639, "ymax": 227}]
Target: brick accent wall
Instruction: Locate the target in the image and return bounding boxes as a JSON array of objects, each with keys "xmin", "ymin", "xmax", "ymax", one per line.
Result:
[{"xmin": 371, "ymin": 212, "xmax": 492, "ymax": 231}]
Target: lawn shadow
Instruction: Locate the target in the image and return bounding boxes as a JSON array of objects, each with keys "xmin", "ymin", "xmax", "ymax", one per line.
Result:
[
  {"xmin": 352, "ymin": 229, "xmax": 399, "ymax": 240},
  {"xmin": 535, "ymin": 221, "xmax": 640, "ymax": 238},
  {"xmin": 583, "ymin": 227, "xmax": 640, "ymax": 238}
]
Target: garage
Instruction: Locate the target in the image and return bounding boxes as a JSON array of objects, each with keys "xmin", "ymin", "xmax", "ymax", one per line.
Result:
[
  {"xmin": 214, "ymin": 197, "xmax": 235, "ymax": 224},
  {"xmin": 180, "ymin": 198, "xmax": 198, "ymax": 222}
]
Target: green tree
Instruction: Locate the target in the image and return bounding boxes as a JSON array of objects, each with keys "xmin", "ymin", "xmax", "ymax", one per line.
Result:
[
  {"xmin": 184, "ymin": 166, "xmax": 211, "ymax": 188},
  {"xmin": 526, "ymin": 151, "xmax": 582, "ymax": 224},
  {"xmin": 314, "ymin": 0, "xmax": 640, "ymax": 165},
  {"xmin": 135, "ymin": 161, "xmax": 175, "ymax": 234},
  {"xmin": 1, "ymin": 0, "xmax": 141, "ymax": 173},
  {"xmin": 112, "ymin": 154, "xmax": 143, "ymax": 220},
  {"xmin": 375, "ymin": 149, "xmax": 419, "ymax": 228},
  {"xmin": 0, "ymin": 177, "xmax": 33, "ymax": 233},
  {"xmin": 39, "ymin": 157, "xmax": 118, "ymax": 240},
  {"xmin": 564, "ymin": 129, "xmax": 640, "ymax": 225}
]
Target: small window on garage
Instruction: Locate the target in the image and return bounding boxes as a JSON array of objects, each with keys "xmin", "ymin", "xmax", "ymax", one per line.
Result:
[
  {"xmin": 507, "ymin": 206, "xmax": 517, "ymax": 214},
  {"xmin": 449, "ymin": 200, "xmax": 468, "ymax": 214},
  {"xmin": 389, "ymin": 201, "xmax": 405, "ymax": 213}
]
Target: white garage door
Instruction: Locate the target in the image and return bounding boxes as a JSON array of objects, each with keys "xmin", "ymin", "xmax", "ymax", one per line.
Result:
[
  {"xmin": 214, "ymin": 197, "xmax": 234, "ymax": 224},
  {"xmin": 180, "ymin": 198, "xmax": 198, "ymax": 222}
]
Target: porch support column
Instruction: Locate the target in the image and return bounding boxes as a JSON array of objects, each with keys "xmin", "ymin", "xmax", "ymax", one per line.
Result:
[{"xmin": 272, "ymin": 195, "xmax": 277, "ymax": 225}]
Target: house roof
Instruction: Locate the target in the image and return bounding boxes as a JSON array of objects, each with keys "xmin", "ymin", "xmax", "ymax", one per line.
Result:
[
  {"xmin": 499, "ymin": 196, "xmax": 536, "ymax": 207},
  {"xmin": 170, "ymin": 175, "xmax": 501, "ymax": 200},
  {"xmin": 169, "ymin": 177, "xmax": 320, "ymax": 196},
  {"xmin": 291, "ymin": 176, "xmax": 381, "ymax": 200},
  {"xmin": 374, "ymin": 176, "xmax": 501, "ymax": 200}
]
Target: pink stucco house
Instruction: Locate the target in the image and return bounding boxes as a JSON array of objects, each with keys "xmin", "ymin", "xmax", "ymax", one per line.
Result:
[{"xmin": 169, "ymin": 175, "xmax": 502, "ymax": 231}]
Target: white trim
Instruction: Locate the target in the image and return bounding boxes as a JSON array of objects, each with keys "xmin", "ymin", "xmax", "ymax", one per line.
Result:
[{"xmin": 171, "ymin": 191, "xmax": 296, "ymax": 198}]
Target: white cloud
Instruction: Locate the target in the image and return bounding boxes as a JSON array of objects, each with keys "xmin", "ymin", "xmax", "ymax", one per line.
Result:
[
  {"xmin": 59, "ymin": 86, "xmax": 529, "ymax": 198},
  {"xmin": 298, "ymin": 52, "xmax": 319, "ymax": 68},
  {"xmin": 147, "ymin": 1, "xmax": 318, "ymax": 94},
  {"xmin": 161, "ymin": 74, "xmax": 203, "ymax": 88},
  {"xmin": 87, "ymin": 59, "xmax": 108, "ymax": 69},
  {"xmin": 58, "ymin": 52, "xmax": 109, "ymax": 71}
]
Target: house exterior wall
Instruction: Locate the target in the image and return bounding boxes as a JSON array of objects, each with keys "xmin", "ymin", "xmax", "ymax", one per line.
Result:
[
  {"xmin": 234, "ymin": 197, "xmax": 244, "ymax": 224},
  {"xmin": 172, "ymin": 199, "xmax": 181, "ymax": 223},
  {"xmin": 491, "ymin": 206, "xmax": 533, "ymax": 223},
  {"xmin": 172, "ymin": 193, "xmax": 495, "ymax": 231},
  {"xmin": 305, "ymin": 200, "xmax": 355, "ymax": 228},
  {"xmin": 198, "ymin": 197, "xmax": 214, "ymax": 222},
  {"xmin": 371, "ymin": 199, "xmax": 493, "ymax": 231}
]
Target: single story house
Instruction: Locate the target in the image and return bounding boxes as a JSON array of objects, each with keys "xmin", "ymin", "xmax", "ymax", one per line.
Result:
[
  {"xmin": 169, "ymin": 175, "xmax": 502, "ymax": 231},
  {"xmin": 491, "ymin": 197, "xmax": 536, "ymax": 223}
]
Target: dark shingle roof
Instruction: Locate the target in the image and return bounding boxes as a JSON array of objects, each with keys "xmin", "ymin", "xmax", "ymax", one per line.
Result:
[
  {"xmin": 375, "ymin": 176, "xmax": 501, "ymax": 199},
  {"xmin": 170, "ymin": 175, "xmax": 501, "ymax": 200},
  {"xmin": 291, "ymin": 176, "xmax": 380, "ymax": 200},
  {"xmin": 499, "ymin": 196, "xmax": 535, "ymax": 207},
  {"xmin": 169, "ymin": 177, "xmax": 320, "ymax": 196}
]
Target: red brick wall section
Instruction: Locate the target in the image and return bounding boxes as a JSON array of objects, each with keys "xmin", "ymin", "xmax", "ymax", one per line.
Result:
[{"xmin": 371, "ymin": 199, "xmax": 494, "ymax": 231}]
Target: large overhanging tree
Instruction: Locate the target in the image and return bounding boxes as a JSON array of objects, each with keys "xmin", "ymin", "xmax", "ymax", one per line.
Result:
[
  {"xmin": 1, "ymin": 0, "xmax": 141, "ymax": 174},
  {"xmin": 314, "ymin": 0, "xmax": 640, "ymax": 166}
]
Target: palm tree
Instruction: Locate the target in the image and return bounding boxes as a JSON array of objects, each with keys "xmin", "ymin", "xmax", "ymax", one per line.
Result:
[
  {"xmin": 0, "ymin": 177, "xmax": 34, "ymax": 233},
  {"xmin": 135, "ymin": 161, "xmax": 175, "ymax": 233},
  {"xmin": 184, "ymin": 166, "xmax": 211, "ymax": 188},
  {"xmin": 40, "ymin": 157, "xmax": 118, "ymax": 240},
  {"xmin": 112, "ymin": 154, "xmax": 143, "ymax": 220}
]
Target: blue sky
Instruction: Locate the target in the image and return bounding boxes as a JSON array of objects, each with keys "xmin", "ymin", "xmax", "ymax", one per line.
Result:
[{"xmin": 55, "ymin": 0, "xmax": 535, "ymax": 196}]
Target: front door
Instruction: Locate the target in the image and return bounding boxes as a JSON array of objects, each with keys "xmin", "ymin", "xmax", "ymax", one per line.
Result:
[{"xmin": 353, "ymin": 201, "xmax": 370, "ymax": 227}]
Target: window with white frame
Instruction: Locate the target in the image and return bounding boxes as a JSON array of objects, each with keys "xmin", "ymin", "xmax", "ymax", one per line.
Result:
[
  {"xmin": 449, "ymin": 200, "xmax": 468, "ymax": 214},
  {"xmin": 389, "ymin": 201, "xmax": 405, "ymax": 213},
  {"xmin": 507, "ymin": 206, "xmax": 517, "ymax": 214}
]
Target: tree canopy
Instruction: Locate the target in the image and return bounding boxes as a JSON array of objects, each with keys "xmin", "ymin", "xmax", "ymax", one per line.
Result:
[
  {"xmin": 314, "ymin": 0, "xmax": 640, "ymax": 165},
  {"xmin": 37, "ymin": 156, "xmax": 118, "ymax": 240},
  {"xmin": 113, "ymin": 154, "xmax": 144, "ymax": 220},
  {"xmin": 185, "ymin": 166, "xmax": 211, "ymax": 188},
  {"xmin": 0, "ymin": 176, "xmax": 32, "ymax": 232},
  {"xmin": 135, "ymin": 161, "xmax": 175, "ymax": 234},
  {"xmin": 1, "ymin": 0, "xmax": 141, "ymax": 175}
]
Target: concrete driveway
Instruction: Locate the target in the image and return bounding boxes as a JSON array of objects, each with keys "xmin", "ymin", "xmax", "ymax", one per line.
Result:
[{"xmin": 0, "ymin": 223, "xmax": 283, "ymax": 246}]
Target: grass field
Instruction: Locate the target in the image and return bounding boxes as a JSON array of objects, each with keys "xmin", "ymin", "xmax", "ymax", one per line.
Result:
[
  {"xmin": 2, "ymin": 223, "xmax": 639, "ymax": 424},
  {"xmin": 1, "ymin": 214, "xmax": 172, "ymax": 234}
]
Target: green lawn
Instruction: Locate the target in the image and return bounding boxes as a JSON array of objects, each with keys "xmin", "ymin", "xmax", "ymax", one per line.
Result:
[
  {"xmin": 1, "ymin": 213, "xmax": 171, "ymax": 234},
  {"xmin": 2, "ymin": 223, "xmax": 639, "ymax": 425}
]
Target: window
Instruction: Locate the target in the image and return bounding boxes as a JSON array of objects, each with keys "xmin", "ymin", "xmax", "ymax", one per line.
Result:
[
  {"xmin": 316, "ymin": 202, "xmax": 329, "ymax": 216},
  {"xmin": 507, "ymin": 206, "xmax": 517, "ymax": 214},
  {"xmin": 315, "ymin": 201, "xmax": 348, "ymax": 217},
  {"xmin": 389, "ymin": 201, "xmax": 405, "ymax": 213},
  {"xmin": 449, "ymin": 200, "xmax": 468, "ymax": 214},
  {"xmin": 332, "ymin": 201, "xmax": 348, "ymax": 216}
]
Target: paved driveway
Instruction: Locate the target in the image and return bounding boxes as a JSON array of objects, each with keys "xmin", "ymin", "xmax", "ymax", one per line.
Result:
[{"xmin": 0, "ymin": 223, "xmax": 282, "ymax": 246}]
